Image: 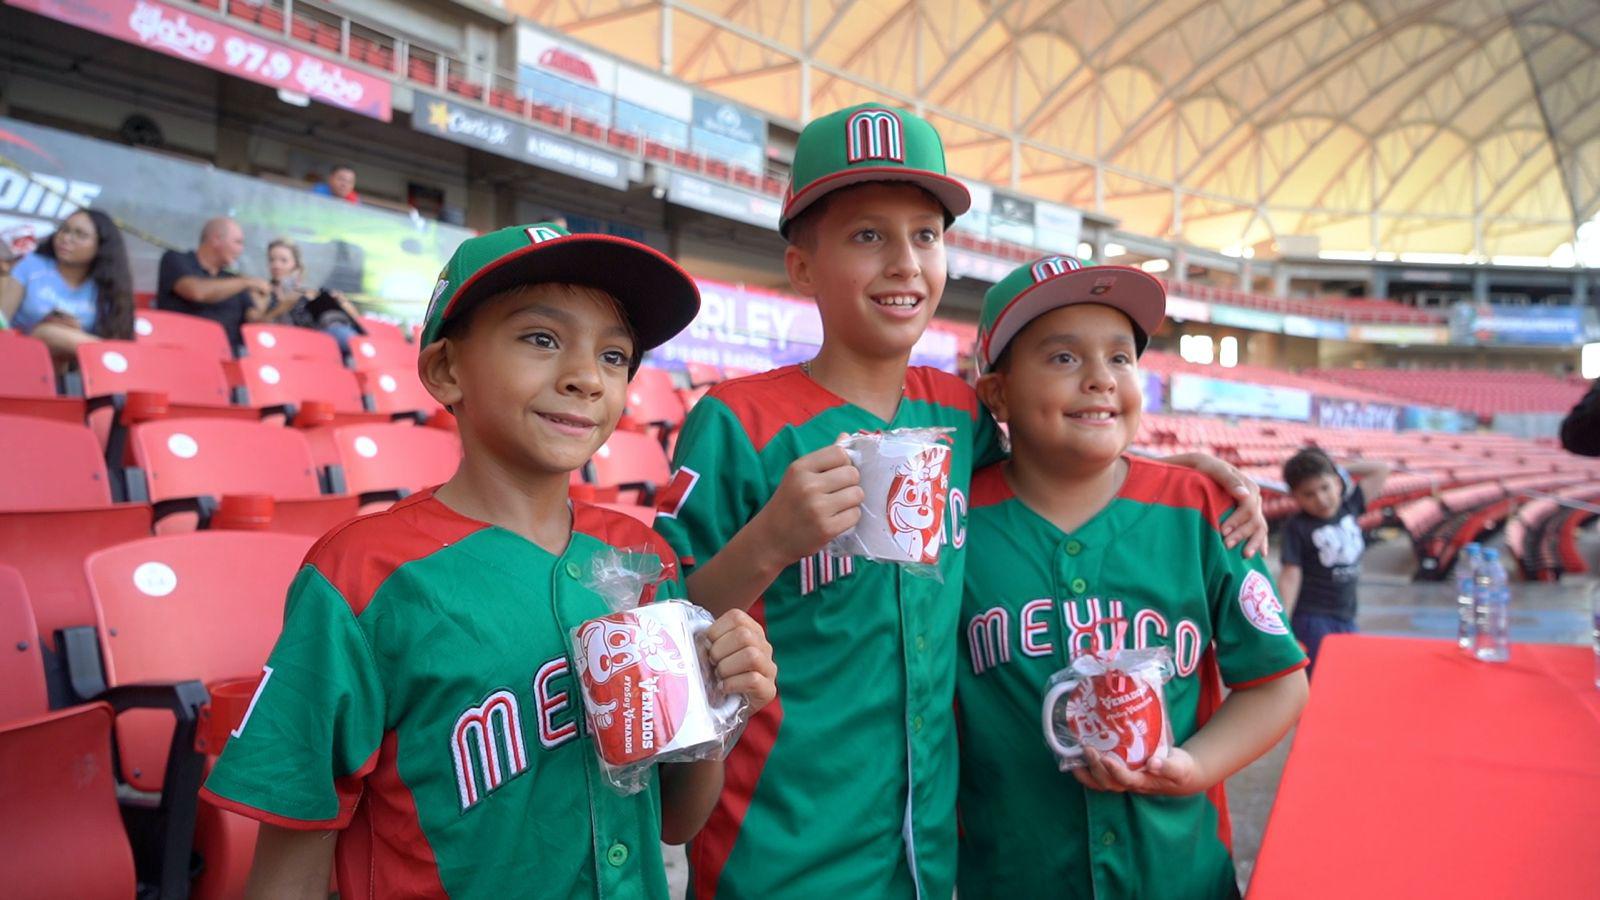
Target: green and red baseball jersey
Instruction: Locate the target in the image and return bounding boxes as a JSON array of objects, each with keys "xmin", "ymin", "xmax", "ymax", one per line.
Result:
[
  {"xmin": 653, "ymin": 365, "xmax": 1003, "ymax": 900},
  {"xmin": 955, "ymin": 458, "xmax": 1307, "ymax": 900},
  {"xmin": 201, "ymin": 489, "xmax": 684, "ymax": 900}
]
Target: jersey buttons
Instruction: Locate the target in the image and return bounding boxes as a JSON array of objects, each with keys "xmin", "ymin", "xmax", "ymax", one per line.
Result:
[
  {"xmin": 1100, "ymin": 830, "xmax": 1117, "ymax": 846},
  {"xmin": 564, "ymin": 561, "xmax": 582, "ymax": 579},
  {"xmin": 1070, "ymin": 577, "xmax": 1088, "ymax": 594},
  {"xmin": 606, "ymin": 842, "xmax": 630, "ymax": 866},
  {"xmin": 1065, "ymin": 540, "xmax": 1083, "ymax": 556}
]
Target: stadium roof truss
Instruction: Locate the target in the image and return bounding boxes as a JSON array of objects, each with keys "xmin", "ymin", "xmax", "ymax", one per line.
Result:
[{"xmin": 512, "ymin": 0, "xmax": 1600, "ymax": 260}]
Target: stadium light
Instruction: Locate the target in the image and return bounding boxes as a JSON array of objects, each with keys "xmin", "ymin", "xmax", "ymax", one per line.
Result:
[
  {"xmin": 1103, "ymin": 242, "xmax": 1126, "ymax": 258},
  {"xmin": 1140, "ymin": 259, "xmax": 1171, "ymax": 273},
  {"xmin": 1076, "ymin": 241, "xmax": 1094, "ymax": 260},
  {"xmin": 1584, "ymin": 343, "xmax": 1600, "ymax": 380},
  {"xmin": 1180, "ymin": 333, "xmax": 1214, "ymax": 365},
  {"xmin": 1219, "ymin": 336, "xmax": 1238, "ymax": 368}
]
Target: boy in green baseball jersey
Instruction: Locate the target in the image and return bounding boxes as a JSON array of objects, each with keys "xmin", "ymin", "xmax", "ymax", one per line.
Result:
[
  {"xmin": 652, "ymin": 104, "xmax": 1270, "ymax": 900},
  {"xmin": 956, "ymin": 256, "xmax": 1310, "ymax": 900},
  {"xmin": 200, "ymin": 224, "xmax": 778, "ymax": 899}
]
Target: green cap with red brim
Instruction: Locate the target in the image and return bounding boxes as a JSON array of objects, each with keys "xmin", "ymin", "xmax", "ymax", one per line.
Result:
[
  {"xmin": 419, "ymin": 222, "xmax": 700, "ymax": 354},
  {"xmin": 780, "ymin": 103, "xmax": 971, "ymax": 238},
  {"xmin": 976, "ymin": 256, "xmax": 1166, "ymax": 373}
]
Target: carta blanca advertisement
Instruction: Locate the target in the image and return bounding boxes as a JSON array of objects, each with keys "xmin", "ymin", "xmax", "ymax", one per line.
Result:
[
  {"xmin": 0, "ymin": 117, "xmax": 473, "ymax": 319},
  {"xmin": 1449, "ymin": 303, "xmax": 1594, "ymax": 346}
]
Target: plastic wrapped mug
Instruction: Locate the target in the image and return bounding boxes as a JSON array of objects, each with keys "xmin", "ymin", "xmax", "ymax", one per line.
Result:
[
  {"xmin": 572, "ymin": 600, "xmax": 745, "ymax": 789},
  {"xmin": 1042, "ymin": 648, "xmax": 1175, "ymax": 772},
  {"xmin": 828, "ymin": 427, "xmax": 955, "ymax": 569}
]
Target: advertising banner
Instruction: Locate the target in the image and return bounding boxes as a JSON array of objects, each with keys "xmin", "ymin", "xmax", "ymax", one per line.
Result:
[
  {"xmin": 1033, "ymin": 201, "xmax": 1083, "ymax": 254},
  {"xmin": 1401, "ymin": 405, "xmax": 1473, "ymax": 434},
  {"xmin": 1209, "ymin": 305, "xmax": 1285, "ymax": 333},
  {"xmin": 690, "ymin": 97, "xmax": 766, "ymax": 172},
  {"xmin": 1165, "ymin": 295, "xmax": 1210, "ymax": 323},
  {"xmin": 1169, "ymin": 373, "xmax": 1311, "ymax": 421},
  {"xmin": 1311, "ymin": 397, "xmax": 1400, "ymax": 431},
  {"xmin": 0, "ymin": 116, "xmax": 472, "ymax": 316},
  {"xmin": 1282, "ymin": 314, "xmax": 1348, "ymax": 341},
  {"xmin": 7, "ymin": 0, "xmax": 392, "ymax": 120},
  {"xmin": 1142, "ymin": 370, "xmax": 1164, "ymax": 412},
  {"xmin": 1450, "ymin": 303, "xmax": 1589, "ymax": 346},
  {"xmin": 1347, "ymin": 323, "xmax": 1449, "ymax": 345},
  {"xmin": 666, "ymin": 171, "xmax": 780, "ymax": 230},
  {"xmin": 614, "ymin": 67, "xmax": 691, "ymax": 148},
  {"xmin": 413, "ymin": 93, "xmax": 630, "ymax": 191},
  {"xmin": 988, "ymin": 192, "xmax": 1036, "ymax": 247},
  {"xmin": 948, "ymin": 245, "xmax": 1013, "ymax": 283},
  {"xmin": 517, "ymin": 26, "xmax": 616, "ymax": 127},
  {"xmin": 957, "ymin": 180, "xmax": 993, "ymax": 240},
  {"xmin": 649, "ymin": 279, "xmax": 962, "ymax": 374}
]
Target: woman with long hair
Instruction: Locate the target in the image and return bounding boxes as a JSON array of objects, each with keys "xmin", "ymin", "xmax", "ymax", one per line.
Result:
[
  {"xmin": 0, "ymin": 207, "xmax": 134, "ymax": 364},
  {"xmin": 257, "ymin": 236, "xmax": 363, "ymax": 351}
]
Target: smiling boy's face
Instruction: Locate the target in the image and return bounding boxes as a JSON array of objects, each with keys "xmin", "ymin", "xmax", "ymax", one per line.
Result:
[
  {"xmin": 978, "ymin": 303, "xmax": 1144, "ymax": 470},
  {"xmin": 785, "ymin": 183, "xmax": 948, "ymax": 363},
  {"xmin": 422, "ymin": 283, "xmax": 636, "ymax": 478}
]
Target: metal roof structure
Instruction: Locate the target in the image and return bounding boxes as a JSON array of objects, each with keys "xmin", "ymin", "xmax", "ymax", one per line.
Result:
[{"xmin": 513, "ymin": 0, "xmax": 1600, "ymax": 259}]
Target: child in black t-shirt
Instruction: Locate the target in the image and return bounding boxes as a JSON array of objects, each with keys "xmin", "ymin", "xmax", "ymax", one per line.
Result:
[{"xmin": 1278, "ymin": 449, "xmax": 1390, "ymax": 674}]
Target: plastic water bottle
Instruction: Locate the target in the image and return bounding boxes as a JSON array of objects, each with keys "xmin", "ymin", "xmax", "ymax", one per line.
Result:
[
  {"xmin": 1473, "ymin": 549, "xmax": 1510, "ymax": 663},
  {"xmin": 1456, "ymin": 543, "xmax": 1482, "ymax": 652}
]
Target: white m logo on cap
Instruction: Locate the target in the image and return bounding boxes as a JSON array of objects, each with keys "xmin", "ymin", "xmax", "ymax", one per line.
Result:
[
  {"xmin": 1030, "ymin": 256, "xmax": 1081, "ymax": 283},
  {"xmin": 846, "ymin": 109, "xmax": 905, "ymax": 163},
  {"xmin": 526, "ymin": 225, "xmax": 564, "ymax": 244}
]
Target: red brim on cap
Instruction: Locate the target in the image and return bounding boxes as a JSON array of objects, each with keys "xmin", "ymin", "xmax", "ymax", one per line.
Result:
[
  {"xmin": 981, "ymin": 266, "xmax": 1166, "ymax": 371},
  {"xmin": 445, "ymin": 234, "xmax": 700, "ymax": 354},
  {"xmin": 780, "ymin": 167, "xmax": 972, "ymax": 237}
]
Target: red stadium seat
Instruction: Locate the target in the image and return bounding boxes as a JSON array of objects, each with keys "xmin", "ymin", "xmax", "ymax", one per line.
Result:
[
  {"xmin": 0, "ymin": 416, "xmax": 152, "ymax": 650},
  {"xmin": 237, "ymin": 356, "xmax": 386, "ymax": 425},
  {"xmin": 76, "ymin": 341, "xmax": 254, "ymax": 452},
  {"xmin": 134, "ymin": 309, "xmax": 234, "ymax": 361},
  {"xmin": 86, "ymin": 531, "xmax": 310, "ymax": 790},
  {"xmin": 684, "ymin": 361, "xmax": 723, "ymax": 387},
  {"xmin": 590, "ymin": 429, "xmax": 671, "ymax": 504},
  {"xmin": 240, "ymin": 323, "xmax": 344, "ymax": 366},
  {"xmin": 0, "ymin": 703, "xmax": 136, "ymax": 897},
  {"xmin": 596, "ymin": 502, "xmax": 655, "ymax": 525},
  {"xmin": 127, "ymin": 418, "xmax": 358, "ymax": 534},
  {"xmin": 627, "ymin": 366, "xmax": 687, "ymax": 434},
  {"xmin": 2, "ymin": 565, "xmax": 202, "ymax": 898},
  {"xmin": 85, "ymin": 531, "xmax": 311, "ymax": 899},
  {"xmin": 356, "ymin": 316, "xmax": 410, "ymax": 343},
  {"xmin": 346, "ymin": 333, "xmax": 418, "ymax": 372},
  {"xmin": 326, "ymin": 423, "xmax": 460, "ymax": 508},
  {"xmin": 359, "ymin": 364, "xmax": 443, "ymax": 419},
  {"xmin": 0, "ymin": 331, "xmax": 83, "ymax": 424}
]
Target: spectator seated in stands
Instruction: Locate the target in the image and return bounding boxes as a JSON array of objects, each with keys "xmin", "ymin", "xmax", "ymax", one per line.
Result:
[
  {"xmin": 1560, "ymin": 379, "xmax": 1600, "ymax": 457},
  {"xmin": 256, "ymin": 237, "xmax": 364, "ymax": 353},
  {"xmin": 156, "ymin": 217, "xmax": 272, "ymax": 349},
  {"xmin": 310, "ymin": 163, "xmax": 360, "ymax": 204},
  {"xmin": 0, "ymin": 209, "xmax": 134, "ymax": 368}
]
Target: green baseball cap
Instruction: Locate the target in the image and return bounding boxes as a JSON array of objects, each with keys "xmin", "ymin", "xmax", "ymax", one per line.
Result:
[
  {"xmin": 780, "ymin": 103, "xmax": 972, "ymax": 238},
  {"xmin": 420, "ymin": 223, "xmax": 700, "ymax": 359},
  {"xmin": 976, "ymin": 256, "xmax": 1166, "ymax": 373}
]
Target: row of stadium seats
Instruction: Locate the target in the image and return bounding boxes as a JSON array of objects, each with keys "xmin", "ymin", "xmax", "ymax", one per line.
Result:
[
  {"xmin": 1307, "ymin": 367, "xmax": 1590, "ymax": 418},
  {"xmin": 1161, "ymin": 279, "xmax": 1444, "ymax": 324},
  {"xmin": 1140, "ymin": 351, "xmax": 1403, "ymax": 405},
  {"xmin": 1504, "ymin": 484, "xmax": 1600, "ymax": 581},
  {"xmin": 1, "ymin": 531, "xmax": 310, "ymax": 898}
]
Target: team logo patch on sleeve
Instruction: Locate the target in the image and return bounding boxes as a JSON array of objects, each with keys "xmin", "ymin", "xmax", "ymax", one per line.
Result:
[{"xmin": 1238, "ymin": 570, "xmax": 1289, "ymax": 635}]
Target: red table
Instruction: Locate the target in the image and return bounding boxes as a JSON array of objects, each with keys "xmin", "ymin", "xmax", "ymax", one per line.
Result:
[{"xmin": 1249, "ymin": 635, "xmax": 1600, "ymax": 899}]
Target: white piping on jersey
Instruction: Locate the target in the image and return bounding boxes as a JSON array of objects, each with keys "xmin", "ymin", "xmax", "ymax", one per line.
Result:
[{"xmin": 902, "ymin": 724, "xmax": 924, "ymax": 900}]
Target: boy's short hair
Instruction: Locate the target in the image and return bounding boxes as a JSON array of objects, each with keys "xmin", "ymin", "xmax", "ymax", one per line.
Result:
[
  {"xmin": 1282, "ymin": 448, "xmax": 1340, "ymax": 491},
  {"xmin": 785, "ymin": 182, "xmax": 947, "ymax": 249}
]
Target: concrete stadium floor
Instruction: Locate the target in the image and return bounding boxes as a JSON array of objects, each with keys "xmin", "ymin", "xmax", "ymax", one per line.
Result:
[{"xmin": 661, "ymin": 526, "xmax": 1600, "ymax": 898}]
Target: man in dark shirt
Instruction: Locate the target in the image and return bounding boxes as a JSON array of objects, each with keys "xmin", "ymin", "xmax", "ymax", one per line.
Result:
[
  {"xmin": 1278, "ymin": 449, "xmax": 1391, "ymax": 675},
  {"xmin": 156, "ymin": 217, "xmax": 271, "ymax": 347}
]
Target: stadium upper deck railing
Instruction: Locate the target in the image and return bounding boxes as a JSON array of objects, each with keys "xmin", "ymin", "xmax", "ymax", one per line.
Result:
[{"xmin": 187, "ymin": 0, "xmax": 1442, "ymax": 325}]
